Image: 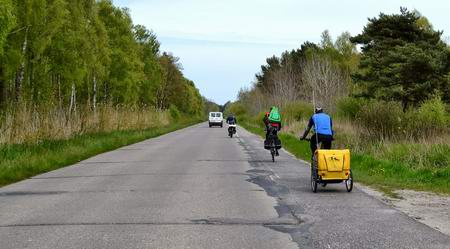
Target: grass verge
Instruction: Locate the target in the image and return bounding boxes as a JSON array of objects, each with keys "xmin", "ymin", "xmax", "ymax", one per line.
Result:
[
  {"xmin": 0, "ymin": 118, "xmax": 202, "ymax": 187},
  {"xmin": 239, "ymin": 121, "xmax": 450, "ymax": 195}
]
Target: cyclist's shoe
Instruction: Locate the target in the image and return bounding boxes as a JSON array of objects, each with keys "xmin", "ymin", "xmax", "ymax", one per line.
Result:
[{"xmin": 276, "ymin": 151, "xmax": 279, "ymax": 156}]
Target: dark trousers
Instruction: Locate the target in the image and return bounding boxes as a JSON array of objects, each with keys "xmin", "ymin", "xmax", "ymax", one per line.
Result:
[
  {"xmin": 310, "ymin": 134, "xmax": 332, "ymax": 154},
  {"xmin": 266, "ymin": 126, "xmax": 278, "ymax": 140}
]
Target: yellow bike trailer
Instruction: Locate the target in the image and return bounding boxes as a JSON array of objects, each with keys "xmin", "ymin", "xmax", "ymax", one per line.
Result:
[{"xmin": 311, "ymin": 149, "xmax": 353, "ymax": 192}]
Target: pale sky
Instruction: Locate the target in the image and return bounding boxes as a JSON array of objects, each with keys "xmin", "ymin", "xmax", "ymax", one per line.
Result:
[{"xmin": 114, "ymin": 0, "xmax": 449, "ymax": 105}]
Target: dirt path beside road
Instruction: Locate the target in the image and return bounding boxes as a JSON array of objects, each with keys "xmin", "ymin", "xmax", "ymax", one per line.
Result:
[{"xmin": 357, "ymin": 184, "xmax": 450, "ymax": 236}]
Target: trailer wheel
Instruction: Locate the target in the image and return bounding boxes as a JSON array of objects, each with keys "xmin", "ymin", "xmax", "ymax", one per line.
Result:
[
  {"xmin": 345, "ymin": 170, "xmax": 353, "ymax": 192},
  {"xmin": 311, "ymin": 165, "xmax": 318, "ymax": 193}
]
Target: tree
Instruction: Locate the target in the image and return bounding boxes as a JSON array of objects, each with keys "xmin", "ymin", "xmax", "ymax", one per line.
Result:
[
  {"xmin": 413, "ymin": 10, "xmax": 433, "ymax": 32},
  {"xmin": 134, "ymin": 24, "xmax": 160, "ymax": 56},
  {"xmin": 0, "ymin": 0, "xmax": 204, "ymax": 117},
  {"xmin": 98, "ymin": 0, "xmax": 144, "ymax": 105},
  {"xmin": 351, "ymin": 8, "xmax": 450, "ymax": 110},
  {"xmin": 267, "ymin": 57, "xmax": 302, "ymax": 108},
  {"xmin": 134, "ymin": 24, "xmax": 162, "ymax": 106},
  {"xmin": 203, "ymin": 97, "xmax": 220, "ymax": 115},
  {"xmin": 320, "ymin": 30, "xmax": 334, "ymax": 49},
  {"xmin": 255, "ymin": 42, "xmax": 320, "ymax": 99},
  {"xmin": 0, "ymin": 0, "xmax": 67, "ymax": 104},
  {"xmin": 302, "ymin": 54, "xmax": 348, "ymax": 111},
  {"xmin": 335, "ymin": 32, "xmax": 357, "ymax": 60},
  {"xmin": 0, "ymin": 0, "xmax": 16, "ymax": 104},
  {"xmin": 255, "ymin": 55, "xmax": 281, "ymax": 92},
  {"xmin": 0, "ymin": 0, "xmax": 15, "ymax": 55}
]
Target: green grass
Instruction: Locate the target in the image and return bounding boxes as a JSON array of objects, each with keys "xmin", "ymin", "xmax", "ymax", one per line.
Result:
[
  {"xmin": 240, "ymin": 120, "xmax": 450, "ymax": 195},
  {"xmin": 0, "ymin": 118, "xmax": 202, "ymax": 187},
  {"xmin": 351, "ymin": 153, "xmax": 449, "ymax": 194}
]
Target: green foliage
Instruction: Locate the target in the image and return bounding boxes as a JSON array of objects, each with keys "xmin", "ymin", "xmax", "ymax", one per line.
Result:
[
  {"xmin": 227, "ymin": 102, "xmax": 247, "ymax": 117},
  {"xmin": 168, "ymin": 104, "xmax": 181, "ymax": 121},
  {"xmin": 154, "ymin": 53, "xmax": 203, "ymax": 114},
  {"xmin": 282, "ymin": 101, "xmax": 313, "ymax": 122},
  {"xmin": 336, "ymin": 97, "xmax": 366, "ymax": 119},
  {"xmin": 416, "ymin": 97, "xmax": 448, "ymax": 127},
  {"xmin": 408, "ymin": 97, "xmax": 449, "ymax": 138},
  {"xmin": 334, "ymin": 32, "xmax": 360, "ymax": 77},
  {"xmin": 320, "ymin": 30, "xmax": 334, "ymax": 49},
  {"xmin": 351, "ymin": 8, "xmax": 450, "ymax": 109},
  {"xmin": 354, "ymin": 98, "xmax": 448, "ymax": 140},
  {"xmin": 203, "ymin": 97, "xmax": 220, "ymax": 116},
  {"xmin": 98, "ymin": 0, "xmax": 143, "ymax": 105},
  {"xmin": 354, "ymin": 100, "xmax": 404, "ymax": 140},
  {"xmin": 0, "ymin": 0, "xmax": 203, "ymax": 114},
  {"xmin": 0, "ymin": 0, "xmax": 15, "ymax": 55}
]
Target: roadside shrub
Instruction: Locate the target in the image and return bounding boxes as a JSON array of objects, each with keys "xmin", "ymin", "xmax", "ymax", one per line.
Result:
[
  {"xmin": 355, "ymin": 100, "xmax": 404, "ymax": 140},
  {"xmin": 227, "ymin": 102, "xmax": 247, "ymax": 116},
  {"xmin": 337, "ymin": 97, "xmax": 366, "ymax": 119},
  {"xmin": 404, "ymin": 97, "xmax": 448, "ymax": 139},
  {"xmin": 169, "ymin": 105, "xmax": 181, "ymax": 121},
  {"xmin": 252, "ymin": 112, "xmax": 265, "ymax": 127},
  {"xmin": 417, "ymin": 97, "xmax": 448, "ymax": 126},
  {"xmin": 282, "ymin": 101, "xmax": 313, "ymax": 122},
  {"xmin": 355, "ymin": 98, "xmax": 449, "ymax": 141},
  {"xmin": 0, "ymin": 104, "xmax": 170, "ymax": 145},
  {"xmin": 445, "ymin": 101, "xmax": 450, "ymax": 116}
]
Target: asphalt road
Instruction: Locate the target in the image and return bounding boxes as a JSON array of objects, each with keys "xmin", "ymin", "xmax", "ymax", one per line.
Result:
[{"xmin": 0, "ymin": 123, "xmax": 449, "ymax": 249}]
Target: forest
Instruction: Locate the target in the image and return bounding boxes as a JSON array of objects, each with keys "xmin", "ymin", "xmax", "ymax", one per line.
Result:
[
  {"xmin": 0, "ymin": 0, "xmax": 205, "ymax": 144},
  {"xmin": 227, "ymin": 8, "xmax": 450, "ymax": 193}
]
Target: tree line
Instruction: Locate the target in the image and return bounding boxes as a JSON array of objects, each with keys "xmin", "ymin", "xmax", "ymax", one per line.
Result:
[
  {"xmin": 236, "ymin": 8, "xmax": 449, "ymax": 115},
  {"xmin": 0, "ymin": 0, "xmax": 204, "ymax": 116}
]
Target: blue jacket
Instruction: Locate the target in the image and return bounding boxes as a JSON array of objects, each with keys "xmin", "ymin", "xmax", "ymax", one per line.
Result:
[{"xmin": 309, "ymin": 113, "xmax": 333, "ymax": 136}]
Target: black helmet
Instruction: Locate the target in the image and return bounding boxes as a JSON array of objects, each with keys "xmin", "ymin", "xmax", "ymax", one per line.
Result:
[{"xmin": 315, "ymin": 107, "xmax": 323, "ymax": 113}]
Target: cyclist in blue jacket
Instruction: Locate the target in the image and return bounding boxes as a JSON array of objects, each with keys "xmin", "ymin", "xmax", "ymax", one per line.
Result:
[{"xmin": 300, "ymin": 107, "xmax": 334, "ymax": 156}]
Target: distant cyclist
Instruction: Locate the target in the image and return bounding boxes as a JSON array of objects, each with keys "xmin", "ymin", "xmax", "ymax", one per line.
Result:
[
  {"xmin": 263, "ymin": 107, "xmax": 281, "ymax": 138},
  {"xmin": 300, "ymin": 107, "xmax": 333, "ymax": 157},
  {"xmin": 264, "ymin": 106, "xmax": 282, "ymax": 156},
  {"xmin": 226, "ymin": 113, "xmax": 237, "ymax": 125}
]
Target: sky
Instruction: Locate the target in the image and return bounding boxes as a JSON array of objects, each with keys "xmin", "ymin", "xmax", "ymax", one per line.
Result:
[{"xmin": 113, "ymin": 0, "xmax": 449, "ymax": 105}]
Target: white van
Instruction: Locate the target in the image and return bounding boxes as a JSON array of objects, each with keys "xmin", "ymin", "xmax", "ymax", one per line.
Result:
[{"xmin": 209, "ymin": 112, "xmax": 223, "ymax": 127}]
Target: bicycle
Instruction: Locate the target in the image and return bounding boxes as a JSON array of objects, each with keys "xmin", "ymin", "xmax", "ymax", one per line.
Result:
[{"xmin": 265, "ymin": 126, "xmax": 280, "ymax": 162}]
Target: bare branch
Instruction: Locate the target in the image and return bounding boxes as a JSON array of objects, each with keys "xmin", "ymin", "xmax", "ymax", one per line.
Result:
[{"xmin": 302, "ymin": 54, "xmax": 347, "ymax": 111}]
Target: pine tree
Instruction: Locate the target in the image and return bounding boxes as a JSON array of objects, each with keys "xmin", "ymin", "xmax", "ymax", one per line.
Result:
[{"xmin": 351, "ymin": 8, "xmax": 450, "ymax": 110}]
